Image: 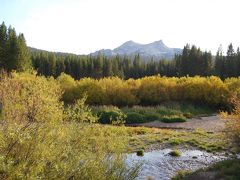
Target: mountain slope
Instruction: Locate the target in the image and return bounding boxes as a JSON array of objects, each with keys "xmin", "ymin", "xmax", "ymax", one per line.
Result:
[{"xmin": 91, "ymin": 40, "xmax": 182, "ymax": 60}]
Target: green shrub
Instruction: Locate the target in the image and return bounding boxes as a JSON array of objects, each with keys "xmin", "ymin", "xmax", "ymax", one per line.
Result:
[
  {"xmin": 161, "ymin": 115, "xmax": 187, "ymax": 123},
  {"xmin": 97, "ymin": 106, "xmax": 126, "ymax": 125},
  {"xmin": 64, "ymin": 97, "xmax": 97, "ymax": 123},
  {"xmin": 125, "ymin": 112, "xmax": 145, "ymax": 124},
  {"xmin": 143, "ymin": 113, "xmax": 161, "ymax": 121}
]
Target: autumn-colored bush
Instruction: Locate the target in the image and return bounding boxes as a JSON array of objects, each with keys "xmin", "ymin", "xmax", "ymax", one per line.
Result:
[
  {"xmin": 0, "ymin": 71, "xmax": 63, "ymax": 123},
  {"xmin": 99, "ymin": 77, "xmax": 140, "ymax": 106},
  {"xmin": 138, "ymin": 76, "xmax": 171, "ymax": 105},
  {"xmin": 57, "ymin": 73, "xmax": 77, "ymax": 103},
  {"xmin": 76, "ymin": 78, "xmax": 106, "ymax": 104},
  {"xmin": 64, "ymin": 97, "xmax": 97, "ymax": 123},
  {"xmin": 222, "ymin": 94, "xmax": 240, "ymax": 151},
  {"xmin": 57, "ymin": 74, "xmax": 240, "ymax": 108}
]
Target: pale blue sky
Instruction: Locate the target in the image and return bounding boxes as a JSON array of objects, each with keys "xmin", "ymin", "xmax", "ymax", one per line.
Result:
[
  {"xmin": 1, "ymin": 0, "xmax": 56, "ymax": 25},
  {"xmin": 1, "ymin": 0, "xmax": 240, "ymax": 54}
]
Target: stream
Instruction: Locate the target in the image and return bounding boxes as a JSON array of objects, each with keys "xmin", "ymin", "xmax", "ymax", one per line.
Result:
[{"xmin": 126, "ymin": 149, "xmax": 227, "ymax": 180}]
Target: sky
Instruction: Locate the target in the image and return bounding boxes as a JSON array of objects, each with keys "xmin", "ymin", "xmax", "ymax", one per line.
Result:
[{"xmin": 0, "ymin": 0, "xmax": 240, "ymax": 55}]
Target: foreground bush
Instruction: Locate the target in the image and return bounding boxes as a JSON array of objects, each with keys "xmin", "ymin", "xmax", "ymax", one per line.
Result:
[
  {"xmin": 0, "ymin": 123, "xmax": 139, "ymax": 179},
  {"xmin": 0, "ymin": 72, "xmax": 139, "ymax": 179},
  {"xmin": 0, "ymin": 71, "xmax": 63, "ymax": 123},
  {"xmin": 222, "ymin": 94, "xmax": 240, "ymax": 151}
]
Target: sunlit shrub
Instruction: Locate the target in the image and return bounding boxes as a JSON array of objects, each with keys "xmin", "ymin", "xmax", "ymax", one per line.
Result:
[
  {"xmin": 57, "ymin": 73, "xmax": 76, "ymax": 103},
  {"xmin": 99, "ymin": 77, "xmax": 139, "ymax": 106},
  {"xmin": 57, "ymin": 74, "xmax": 239, "ymax": 108},
  {"xmin": 222, "ymin": 94, "xmax": 240, "ymax": 151},
  {"xmin": 138, "ymin": 76, "xmax": 170, "ymax": 105},
  {"xmin": 75, "ymin": 78, "xmax": 107, "ymax": 105},
  {"xmin": 64, "ymin": 97, "xmax": 97, "ymax": 123},
  {"xmin": 0, "ymin": 71, "xmax": 63, "ymax": 123}
]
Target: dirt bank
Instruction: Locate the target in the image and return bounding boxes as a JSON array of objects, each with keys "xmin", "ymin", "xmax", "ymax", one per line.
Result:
[{"xmin": 128, "ymin": 115, "xmax": 225, "ymax": 132}]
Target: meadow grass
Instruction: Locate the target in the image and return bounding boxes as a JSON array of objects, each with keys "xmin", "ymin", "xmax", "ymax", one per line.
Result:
[{"xmin": 103, "ymin": 125, "xmax": 227, "ymax": 153}]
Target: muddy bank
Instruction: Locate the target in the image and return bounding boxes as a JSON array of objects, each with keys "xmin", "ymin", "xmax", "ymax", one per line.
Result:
[{"xmin": 128, "ymin": 115, "xmax": 225, "ymax": 132}]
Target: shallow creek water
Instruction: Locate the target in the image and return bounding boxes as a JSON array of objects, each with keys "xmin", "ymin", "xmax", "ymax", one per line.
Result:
[{"xmin": 126, "ymin": 149, "xmax": 227, "ymax": 180}]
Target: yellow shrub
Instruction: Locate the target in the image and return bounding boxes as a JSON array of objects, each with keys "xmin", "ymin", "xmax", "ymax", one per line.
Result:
[
  {"xmin": 99, "ymin": 77, "xmax": 139, "ymax": 106},
  {"xmin": 75, "ymin": 78, "xmax": 107, "ymax": 105},
  {"xmin": 222, "ymin": 94, "xmax": 240, "ymax": 150},
  {"xmin": 56, "ymin": 74, "xmax": 240, "ymax": 107},
  {"xmin": 138, "ymin": 76, "xmax": 170, "ymax": 105},
  {"xmin": 0, "ymin": 71, "xmax": 63, "ymax": 123},
  {"xmin": 57, "ymin": 73, "xmax": 77, "ymax": 103}
]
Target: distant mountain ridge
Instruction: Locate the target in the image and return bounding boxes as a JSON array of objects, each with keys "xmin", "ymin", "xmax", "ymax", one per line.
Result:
[{"xmin": 90, "ymin": 40, "xmax": 182, "ymax": 60}]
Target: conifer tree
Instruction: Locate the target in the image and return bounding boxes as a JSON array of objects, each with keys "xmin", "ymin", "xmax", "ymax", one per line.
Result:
[
  {"xmin": 16, "ymin": 33, "xmax": 32, "ymax": 71},
  {"xmin": 0, "ymin": 22, "xmax": 31, "ymax": 71},
  {"xmin": 6, "ymin": 27, "xmax": 18, "ymax": 71},
  {"xmin": 0, "ymin": 22, "xmax": 7, "ymax": 68}
]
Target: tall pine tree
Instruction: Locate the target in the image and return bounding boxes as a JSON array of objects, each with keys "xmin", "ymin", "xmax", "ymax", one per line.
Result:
[{"xmin": 0, "ymin": 22, "xmax": 31, "ymax": 71}]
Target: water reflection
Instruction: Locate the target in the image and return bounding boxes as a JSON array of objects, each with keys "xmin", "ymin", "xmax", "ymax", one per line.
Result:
[{"xmin": 126, "ymin": 149, "xmax": 227, "ymax": 180}]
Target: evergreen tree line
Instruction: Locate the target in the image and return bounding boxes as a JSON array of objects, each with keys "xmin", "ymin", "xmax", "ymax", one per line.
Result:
[
  {"xmin": 31, "ymin": 52, "xmax": 177, "ymax": 79},
  {"xmin": 31, "ymin": 43, "xmax": 240, "ymax": 80},
  {"xmin": 1, "ymin": 21, "xmax": 240, "ymax": 79},
  {"xmin": 215, "ymin": 44, "xmax": 240, "ymax": 79},
  {"xmin": 0, "ymin": 22, "xmax": 31, "ymax": 72}
]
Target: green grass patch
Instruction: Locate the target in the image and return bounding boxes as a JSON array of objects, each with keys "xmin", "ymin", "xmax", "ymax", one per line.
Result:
[
  {"xmin": 209, "ymin": 159, "xmax": 240, "ymax": 179},
  {"xmin": 125, "ymin": 127, "xmax": 227, "ymax": 153},
  {"xmin": 169, "ymin": 138, "xmax": 184, "ymax": 145},
  {"xmin": 136, "ymin": 149, "xmax": 144, "ymax": 156},
  {"xmin": 169, "ymin": 149, "xmax": 181, "ymax": 157},
  {"xmin": 178, "ymin": 159, "xmax": 240, "ymax": 180},
  {"xmin": 161, "ymin": 115, "xmax": 187, "ymax": 123},
  {"xmin": 172, "ymin": 170, "xmax": 192, "ymax": 180}
]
